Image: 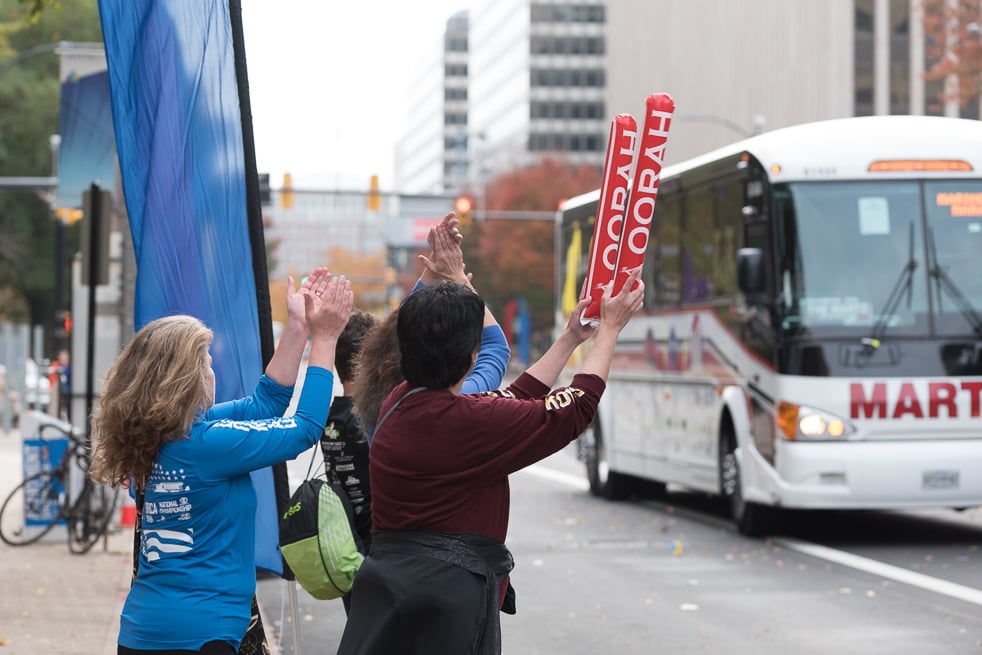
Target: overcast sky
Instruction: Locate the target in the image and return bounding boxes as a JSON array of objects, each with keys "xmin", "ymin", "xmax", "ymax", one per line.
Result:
[{"xmin": 239, "ymin": 1, "xmax": 469, "ymax": 191}]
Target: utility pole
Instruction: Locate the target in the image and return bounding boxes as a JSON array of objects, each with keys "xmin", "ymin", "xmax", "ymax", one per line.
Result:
[{"xmin": 49, "ymin": 134, "xmax": 67, "ymax": 355}]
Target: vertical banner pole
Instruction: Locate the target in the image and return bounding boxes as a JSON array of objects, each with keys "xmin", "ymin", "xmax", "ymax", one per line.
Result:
[
  {"xmin": 84, "ymin": 182, "xmax": 101, "ymax": 442},
  {"xmin": 226, "ymin": 2, "xmax": 300, "ymax": 650},
  {"xmin": 287, "ymin": 580, "xmax": 301, "ymax": 654}
]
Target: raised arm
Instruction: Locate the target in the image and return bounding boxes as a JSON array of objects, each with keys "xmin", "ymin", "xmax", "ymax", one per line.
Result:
[
  {"xmin": 264, "ymin": 267, "xmax": 329, "ymax": 387},
  {"xmin": 577, "ymin": 267, "xmax": 644, "ymax": 381},
  {"xmin": 419, "ymin": 213, "xmax": 498, "ymax": 329},
  {"xmin": 524, "ymin": 297, "xmax": 594, "ymax": 388},
  {"xmin": 525, "ymin": 266, "xmax": 644, "ymax": 387},
  {"xmin": 302, "ymin": 273, "xmax": 354, "ymax": 374}
]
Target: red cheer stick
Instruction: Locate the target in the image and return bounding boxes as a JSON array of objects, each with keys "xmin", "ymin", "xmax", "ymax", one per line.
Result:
[
  {"xmin": 612, "ymin": 93, "xmax": 675, "ymax": 296},
  {"xmin": 581, "ymin": 113, "xmax": 638, "ymax": 326}
]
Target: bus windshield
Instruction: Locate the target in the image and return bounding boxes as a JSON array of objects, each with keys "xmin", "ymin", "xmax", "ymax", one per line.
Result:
[{"xmin": 775, "ymin": 180, "xmax": 982, "ymax": 339}]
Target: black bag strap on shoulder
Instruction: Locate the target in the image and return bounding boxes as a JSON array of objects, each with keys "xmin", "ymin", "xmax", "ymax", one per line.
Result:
[
  {"xmin": 304, "ymin": 440, "xmax": 324, "ymax": 482},
  {"xmin": 372, "ymin": 386, "xmax": 425, "ymax": 439}
]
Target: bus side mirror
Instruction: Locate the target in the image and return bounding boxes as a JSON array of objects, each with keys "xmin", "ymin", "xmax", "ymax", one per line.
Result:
[{"xmin": 737, "ymin": 248, "xmax": 766, "ymax": 295}]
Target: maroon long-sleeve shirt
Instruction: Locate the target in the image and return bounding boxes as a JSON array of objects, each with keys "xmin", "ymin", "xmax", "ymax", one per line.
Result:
[{"xmin": 369, "ymin": 371, "xmax": 606, "ymax": 543}]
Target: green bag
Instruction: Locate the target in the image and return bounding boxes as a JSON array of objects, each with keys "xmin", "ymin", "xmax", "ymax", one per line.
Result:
[{"xmin": 279, "ymin": 477, "xmax": 364, "ymax": 600}]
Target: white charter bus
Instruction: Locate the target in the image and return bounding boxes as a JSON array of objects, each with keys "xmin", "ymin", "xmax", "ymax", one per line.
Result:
[{"xmin": 557, "ymin": 115, "xmax": 982, "ymax": 535}]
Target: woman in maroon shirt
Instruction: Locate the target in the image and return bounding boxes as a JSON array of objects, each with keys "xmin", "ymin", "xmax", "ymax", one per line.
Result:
[{"xmin": 338, "ymin": 267, "xmax": 644, "ymax": 655}]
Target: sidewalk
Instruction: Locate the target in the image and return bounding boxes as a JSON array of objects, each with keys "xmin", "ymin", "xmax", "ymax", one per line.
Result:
[{"xmin": 0, "ymin": 426, "xmax": 133, "ymax": 655}]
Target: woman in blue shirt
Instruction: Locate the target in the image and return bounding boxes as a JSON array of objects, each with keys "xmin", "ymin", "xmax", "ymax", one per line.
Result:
[{"xmin": 89, "ymin": 268, "xmax": 353, "ymax": 654}]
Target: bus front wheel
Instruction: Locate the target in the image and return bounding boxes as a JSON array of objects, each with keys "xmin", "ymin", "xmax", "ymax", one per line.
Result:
[
  {"xmin": 719, "ymin": 428, "xmax": 770, "ymax": 537},
  {"xmin": 584, "ymin": 420, "xmax": 632, "ymax": 500}
]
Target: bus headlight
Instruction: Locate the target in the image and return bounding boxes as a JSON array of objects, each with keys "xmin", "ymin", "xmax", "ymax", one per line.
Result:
[{"xmin": 777, "ymin": 402, "xmax": 855, "ymax": 441}]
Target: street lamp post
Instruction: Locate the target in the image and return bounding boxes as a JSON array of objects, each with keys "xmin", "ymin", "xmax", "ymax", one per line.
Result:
[
  {"xmin": 49, "ymin": 134, "xmax": 67, "ymax": 355},
  {"xmin": 674, "ymin": 113, "xmax": 766, "ymax": 138}
]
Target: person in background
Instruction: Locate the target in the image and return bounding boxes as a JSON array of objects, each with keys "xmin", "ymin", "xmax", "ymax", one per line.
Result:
[
  {"xmin": 351, "ymin": 213, "xmax": 509, "ymax": 435},
  {"xmin": 323, "ymin": 213, "xmax": 508, "ymax": 616},
  {"xmin": 337, "ymin": 267, "xmax": 645, "ymax": 655},
  {"xmin": 54, "ymin": 349, "xmax": 70, "ymax": 419},
  {"xmin": 89, "ymin": 268, "xmax": 352, "ymax": 655},
  {"xmin": 319, "ymin": 308, "xmax": 378, "ymax": 558}
]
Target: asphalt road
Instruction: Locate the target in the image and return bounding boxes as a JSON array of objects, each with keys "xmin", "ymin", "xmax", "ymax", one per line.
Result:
[{"xmin": 259, "ymin": 444, "xmax": 982, "ymax": 654}]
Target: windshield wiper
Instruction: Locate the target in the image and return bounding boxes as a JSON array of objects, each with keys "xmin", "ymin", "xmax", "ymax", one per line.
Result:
[
  {"xmin": 861, "ymin": 221, "xmax": 916, "ymax": 354},
  {"xmin": 928, "ymin": 228, "xmax": 982, "ymax": 337}
]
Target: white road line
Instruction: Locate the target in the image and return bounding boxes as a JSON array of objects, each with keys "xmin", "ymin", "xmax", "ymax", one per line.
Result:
[
  {"xmin": 777, "ymin": 536, "xmax": 982, "ymax": 607},
  {"xmin": 520, "ymin": 463, "xmax": 590, "ymax": 491},
  {"xmin": 520, "ymin": 462, "xmax": 982, "ymax": 608}
]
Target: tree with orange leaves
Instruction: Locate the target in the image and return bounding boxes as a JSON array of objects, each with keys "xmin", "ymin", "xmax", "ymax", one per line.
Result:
[
  {"xmin": 462, "ymin": 156, "xmax": 601, "ymax": 332},
  {"xmin": 268, "ymin": 247, "xmax": 389, "ymax": 326},
  {"xmin": 922, "ymin": 0, "xmax": 982, "ymax": 107}
]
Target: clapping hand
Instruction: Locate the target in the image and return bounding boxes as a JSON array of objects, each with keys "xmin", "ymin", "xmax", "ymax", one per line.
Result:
[
  {"xmin": 287, "ymin": 267, "xmax": 329, "ymax": 334},
  {"xmin": 419, "ymin": 212, "xmax": 470, "ymax": 286},
  {"xmin": 303, "ymin": 273, "xmax": 353, "ymax": 341}
]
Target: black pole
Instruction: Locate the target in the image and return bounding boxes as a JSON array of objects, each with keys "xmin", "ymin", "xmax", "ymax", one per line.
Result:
[
  {"xmin": 228, "ymin": 0, "xmax": 273, "ymax": 367},
  {"xmin": 54, "ymin": 217, "xmax": 65, "ymax": 354},
  {"xmin": 84, "ymin": 182, "xmax": 100, "ymax": 442},
  {"xmin": 227, "ymin": 0, "xmax": 293, "ymax": 580}
]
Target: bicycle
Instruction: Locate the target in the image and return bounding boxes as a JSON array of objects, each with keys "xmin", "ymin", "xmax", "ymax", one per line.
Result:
[{"xmin": 0, "ymin": 418, "xmax": 120, "ymax": 554}]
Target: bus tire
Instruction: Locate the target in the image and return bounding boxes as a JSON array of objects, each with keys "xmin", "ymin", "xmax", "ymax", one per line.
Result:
[
  {"xmin": 719, "ymin": 427, "xmax": 770, "ymax": 537},
  {"xmin": 584, "ymin": 419, "xmax": 632, "ymax": 500}
]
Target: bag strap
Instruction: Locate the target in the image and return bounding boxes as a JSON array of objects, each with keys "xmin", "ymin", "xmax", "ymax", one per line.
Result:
[
  {"xmin": 304, "ymin": 442, "xmax": 322, "ymax": 481},
  {"xmin": 314, "ymin": 386, "xmax": 424, "ymax": 481},
  {"xmin": 372, "ymin": 386, "xmax": 425, "ymax": 439}
]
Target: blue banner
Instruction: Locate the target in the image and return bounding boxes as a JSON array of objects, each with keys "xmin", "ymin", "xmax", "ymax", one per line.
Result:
[
  {"xmin": 58, "ymin": 71, "xmax": 117, "ymax": 210},
  {"xmin": 98, "ymin": 0, "xmax": 282, "ymax": 575}
]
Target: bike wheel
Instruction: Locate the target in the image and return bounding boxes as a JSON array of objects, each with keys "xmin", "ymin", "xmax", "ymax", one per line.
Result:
[
  {"xmin": 0, "ymin": 471, "xmax": 66, "ymax": 546},
  {"xmin": 67, "ymin": 481, "xmax": 120, "ymax": 554}
]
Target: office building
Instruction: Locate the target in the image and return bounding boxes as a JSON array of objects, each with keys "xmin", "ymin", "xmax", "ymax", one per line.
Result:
[
  {"xmin": 396, "ymin": 0, "xmax": 609, "ymax": 192},
  {"xmin": 396, "ymin": 11, "xmax": 472, "ymax": 194},
  {"xmin": 606, "ymin": 0, "xmax": 978, "ymax": 165}
]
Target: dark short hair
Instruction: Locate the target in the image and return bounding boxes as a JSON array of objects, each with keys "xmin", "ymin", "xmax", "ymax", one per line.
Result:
[
  {"xmin": 397, "ymin": 282, "xmax": 484, "ymax": 389},
  {"xmin": 336, "ymin": 309, "xmax": 378, "ymax": 384}
]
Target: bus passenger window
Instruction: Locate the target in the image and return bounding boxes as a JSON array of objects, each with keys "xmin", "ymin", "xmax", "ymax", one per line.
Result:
[
  {"xmin": 654, "ymin": 195, "xmax": 682, "ymax": 308},
  {"xmin": 682, "ymin": 188, "xmax": 714, "ymax": 302},
  {"xmin": 713, "ymin": 179, "xmax": 744, "ymax": 297}
]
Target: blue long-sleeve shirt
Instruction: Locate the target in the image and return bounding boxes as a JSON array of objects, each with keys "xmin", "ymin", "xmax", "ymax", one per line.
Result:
[
  {"xmin": 463, "ymin": 324, "xmax": 509, "ymax": 394},
  {"xmin": 118, "ymin": 367, "xmax": 334, "ymax": 651}
]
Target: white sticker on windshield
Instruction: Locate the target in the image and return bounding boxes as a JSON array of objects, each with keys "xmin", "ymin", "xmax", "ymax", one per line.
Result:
[{"xmin": 858, "ymin": 197, "xmax": 890, "ymax": 235}]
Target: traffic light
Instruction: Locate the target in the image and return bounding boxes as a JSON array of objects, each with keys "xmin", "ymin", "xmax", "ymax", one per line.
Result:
[
  {"xmin": 54, "ymin": 207, "xmax": 83, "ymax": 224},
  {"xmin": 367, "ymin": 174, "xmax": 381, "ymax": 211},
  {"xmin": 455, "ymin": 195, "xmax": 473, "ymax": 232},
  {"xmin": 281, "ymin": 172, "xmax": 294, "ymax": 209}
]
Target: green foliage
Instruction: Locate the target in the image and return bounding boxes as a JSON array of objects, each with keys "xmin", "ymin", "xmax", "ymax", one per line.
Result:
[
  {"xmin": 16, "ymin": 0, "xmax": 60, "ymax": 23},
  {"xmin": 0, "ymin": 0, "xmax": 102, "ymax": 348}
]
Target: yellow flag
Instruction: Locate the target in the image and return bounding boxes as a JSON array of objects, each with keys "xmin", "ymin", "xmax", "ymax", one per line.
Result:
[{"xmin": 562, "ymin": 221, "xmax": 582, "ymax": 316}]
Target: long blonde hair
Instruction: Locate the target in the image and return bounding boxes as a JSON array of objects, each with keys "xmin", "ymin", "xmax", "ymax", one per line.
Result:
[
  {"xmin": 89, "ymin": 315, "xmax": 213, "ymax": 488},
  {"xmin": 351, "ymin": 310, "xmax": 403, "ymax": 432}
]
